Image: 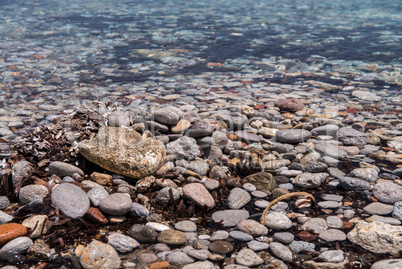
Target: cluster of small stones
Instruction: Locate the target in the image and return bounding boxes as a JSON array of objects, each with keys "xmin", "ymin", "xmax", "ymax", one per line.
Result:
[{"xmin": 1, "ymin": 97, "xmax": 402, "ymax": 269}]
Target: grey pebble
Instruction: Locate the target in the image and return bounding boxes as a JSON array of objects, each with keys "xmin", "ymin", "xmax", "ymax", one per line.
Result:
[
  {"xmin": 155, "ymin": 187, "xmax": 180, "ymax": 204},
  {"xmin": 107, "ymin": 233, "xmax": 140, "ymax": 253},
  {"xmin": 289, "ymin": 241, "xmax": 315, "ymax": 253},
  {"xmin": 0, "ymin": 236, "xmax": 33, "ymax": 262},
  {"xmin": 269, "ymin": 242, "xmax": 293, "ymax": 261},
  {"xmin": 99, "ymin": 193, "xmax": 132, "ymax": 215},
  {"xmin": 211, "ymin": 210, "xmax": 249, "ymax": 227},
  {"xmin": 87, "ymin": 186, "xmax": 109, "ymax": 207},
  {"xmin": 227, "ymin": 188, "xmax": 251, "ymax": 209},
  {"xmin": 373, "ymin": 182, "xmax": 402, "ymax": 204},
  {"xmin": 210, "ymin": 230, "xmax": 229, "ymax": 241},
  {"xmin": 185, "ymin": 249, "xmax": 211, "ymax": 260},
  {"xmin": 247, "ymin": 240, "xmax": 270, "ymax": 251},
  {"xmin": 339, "ymin": 177, "xmax": 371, "ymax": 191},
  {"xmin": 49, "ymin": 161, "xmax": 84, "ymax": 178},
  {"xmin": 51, "ymin": 183, "xmax": 90, "ymax": 219},
  {"xmin": 363, "ymin": 202, "xmax": 394, "ymax": 215},
  {"xmin": 175, "ymin": 220, "xmax": 197, "ymax": 232},
  {"xmin": 319, "ymin": 229, "xmax": 346, "ymax": 242},
  {"xmin": 318, "ymin": 250, "xmax": 344, "ymax": 262},
  {"xmin": 366, "ymin": 215, "xmax": 401, "ymax": 225},
  {"xmin": 392, "ymin": 201, "xmax": 402, "ymax": 221},
  {"xmin": 0, "ymin": 196, "xmax": 10, "ymax": 210},
  {"xmin": 229, "ymin": 231, "xmax": 253, "ymax": 242},
  {"xmin": 166, "ymin": 251, "xmax": 195, "ymax": 265},
  {"xmin": 276, "ymin": 129, "xmax": 311, "ymax": 144},
  {"xmin": 0, "ymin": 211, "xmax": 13, "ymax": 224},
  {"xmin": 326, "ymin": 216, "xmax": 343, "ymax": 229},
  {"xmin": 182, "ymin": 261, "xmax": 216, "ymax": 269},
  {"xmin": 273, "ymin": 232, "xmax": 294, "ymax": 244},
  {"xmin": 371, "ymin": 259, "xmax": 402, "ymax": 269}
]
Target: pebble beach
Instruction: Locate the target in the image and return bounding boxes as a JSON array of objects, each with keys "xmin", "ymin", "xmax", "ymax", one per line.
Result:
[{"xmin": 0, "ymin": 0, "xmax": 401, "ymax": 268}]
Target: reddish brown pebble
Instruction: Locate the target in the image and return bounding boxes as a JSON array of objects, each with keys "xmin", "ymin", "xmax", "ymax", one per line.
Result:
[
  {"xmin": 0, "ymin": 223, "xmax": 28, "ymax": 247},
  {"xmin": 34, "ymin": 263, "xmax": 48, "ymax": 269},
  {"xmin": 341, "ymin": 221, "xmax": 354, "ymax": 230},
  {"xmin": 274, "ymin": 98, "xmax": 305, "ymax": 112},
  {"xmin": 297, "ymin": 231, "xmax": 316, "ymax": 241},
  {"xmin": 228, "ymin": 134, "xmax": 238, "ymax": 141},
  {"xmin": 90, "ymin": 172, "xmax": 112, "ymax": 186},
  {"xmin": 85, "ymin": 207, "xmax": 109, "ymax": 224},
  {"xmin": 149, "ymin": 261, "xmax": 170, "ymax": 269}
]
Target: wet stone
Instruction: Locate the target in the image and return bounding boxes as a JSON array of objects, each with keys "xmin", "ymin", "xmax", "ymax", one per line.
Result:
[
  {"xmin": 339, "ymin": 177, "xmax": 371, "ymax": 191},
  {"xmin": 208, "ymin": 241, "xmax": 234, "ymax": 254},
  {"xmin": 274, "ymin": 98, "xmax": 304, "ymax": 112},
  {"xmin": 51, "ymin": 183, "xmax": 90, "ymax": 219},
  {"xmin": 166, "ymin": 136, "xmax": 201, "ymax": 160},
  {"xmin": 348, "ymin": 168, "xmax": 378, "ymax": 182},
  {"xmin": 337, "ymin": 127, "xmax": 367, "ymax": 146},
  {"xmin": 315, "ymin": 142, "xmax": 348, "ymax": 159},
  {"xmin": 187, "ymin": 120, "xmax": 213, "ymax": 138},
  {"xmin": 153, "ymin": 106, "xmax": 182, "ymax": 125}
]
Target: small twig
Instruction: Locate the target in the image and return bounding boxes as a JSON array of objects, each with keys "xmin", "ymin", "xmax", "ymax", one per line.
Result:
[{"xmin": 260, "ymin": 192, "xmax": 316, "ymax": 225}]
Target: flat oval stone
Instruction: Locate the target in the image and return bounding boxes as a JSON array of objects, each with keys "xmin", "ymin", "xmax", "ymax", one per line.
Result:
[
  {"xmin": 269, "ymin": 242, "xmax": 293, "ymax": 261},
  {"xmin": 237, "ymin": 219, "xmax": 268, "ymax": 236},
  {"xmin": 146, "ymin": 222, "xmax": 171, "ymax": 232},
  {"xmin": 183, "ymin": 183, "xmax": 215, "ymax": 209},
  {"xmin": 235, "ymin": 248, "xmax": 264, "ymax": 267},
  {"xmin": 0, "ymin": 223, "xmax": 28, "ymax": 247},
  {"xmin": 208, "ymin": 241, "xmax": 234, "ymax": 254},
  {"xmin": 49, "ymin": 161, "xmax": 84, "ymax": 178},
  {"xmin": 363, "ymin": 202, "xmax": 394, "ymax": 215},
  {"xmin": 158, "ymin": 230, "xmax": 188, "ymax": 245},
  {"xmin": 0, "ymin": 236, "xmax": 33, "ymax": 261},
  {"xmin": 227, "ymin": 188, "xmax": 251, "ymax": 209},
  {"xmin": 175, "ymin": 220, "xmax": 197, "ymax": 232},
  {"xmin": 99, "ymin": 193, "xmax": 132, "ymax": 215},
  {"xmin": 212, "ymin": 210, "xmax": 249, "ymax": 227},
  {"xmin": 107, "ymin": 233, "xmax": 140, "ymax": 253},
  {"xmin": 319, "ymin": 229, "xmax": 347, "ymax": 242},
  {"xmin": 264, "ymin": 212, "xmax": 292, "ymax": 229},
  {"xmin": 80, "ymin": 240, "xmax": 121, "ymax": 269},
  {"xmin": 166, "ymin": 252, "xmax": 194, "ymax": 266},
  {"xmin": 51, "ymin": 183, "xmax": 90, "ymax": 219},
  {"xmin": 371, "ymin": 259, "xmax": 402, "ymax": 269}
]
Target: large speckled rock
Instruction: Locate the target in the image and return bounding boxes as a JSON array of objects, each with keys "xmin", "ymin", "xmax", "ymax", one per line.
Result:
[
  {"xmin": 347, "ymin": 221, "xmax": 402, "ymax": 255},
  {"xmin": 80, "ymin": 240, "xmax": 121, "ymax": 269},
  {"xmin": 78, "ymin": 126, "xmax": 165, "ymax": 178}
]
